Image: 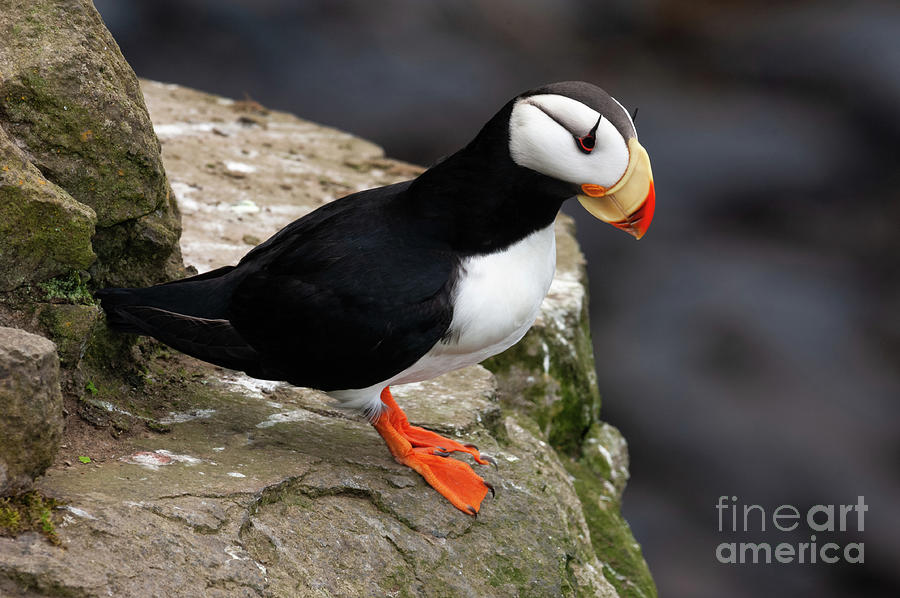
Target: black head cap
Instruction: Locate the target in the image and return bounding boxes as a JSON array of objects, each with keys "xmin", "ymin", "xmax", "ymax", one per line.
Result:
[{"xmin": 520, "ymin": 81, "xmax": 636, "ymax": 141}]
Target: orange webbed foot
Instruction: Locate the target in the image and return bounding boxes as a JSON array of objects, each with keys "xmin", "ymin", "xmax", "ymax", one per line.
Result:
[{"xmin": 373, "ymin": 387, "xmax": 495, "ymax": 515}]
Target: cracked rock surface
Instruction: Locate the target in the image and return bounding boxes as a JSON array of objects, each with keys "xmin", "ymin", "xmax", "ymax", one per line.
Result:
[
  {"xmin": 0, "ymin": 81, "xmax": 653, "ymax": 597},
  {"xmin": 4, "ymin": 372, "xmax": 613, "ymax": 597}
]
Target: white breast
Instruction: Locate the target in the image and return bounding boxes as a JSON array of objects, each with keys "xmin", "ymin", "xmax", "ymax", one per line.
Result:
[
  {"xmin": 391, "ymin": 222, "xmax": 557, "ymax": 385},
  {"xmin": 329, "ymin": 222, "xmax": 557, "ymax": 415}
]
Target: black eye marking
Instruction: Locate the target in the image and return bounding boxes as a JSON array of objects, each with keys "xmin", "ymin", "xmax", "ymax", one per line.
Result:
[{"xmin": 575, "ymin": 116, "xmax": 602, "ymax": 154}]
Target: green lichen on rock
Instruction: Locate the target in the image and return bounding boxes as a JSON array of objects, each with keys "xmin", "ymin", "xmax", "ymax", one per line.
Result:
[
  {"xmin": 0, "ymin": 126, "xmax": 96, "ymax": 292},
  {"xmin": 566, "ymin": 423, "xmax": 657, "ymax": 598},
  {"xmin": 0, "ymin": 491, "xmax": 61, "ymax": 546},
  {"xmin": 0, "ymin": 0, "xmax": 183, "ymax": 288},
  {"xmin": 37, "ymin": 271, "xmax": 95, "ymax": 305},
  {"xmin": 485, "ymin": 312, "xmax": 599, "ymax": 456},
  {"xmin": 87, "ymin": 187, "xmax": 183, "ymax": 288},
  {"xmin": 35, "ymin": 303, "xmax": 100, "ymax": 368}
]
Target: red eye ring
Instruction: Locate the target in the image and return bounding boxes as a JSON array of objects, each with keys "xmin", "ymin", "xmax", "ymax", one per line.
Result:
[
  {"xmin": 575, "ymin": 115, "xmax": 602, "ymax": 154},
  {"xmin": 576, "ymin": 135, "xmax": 595, "ymax": 153}
]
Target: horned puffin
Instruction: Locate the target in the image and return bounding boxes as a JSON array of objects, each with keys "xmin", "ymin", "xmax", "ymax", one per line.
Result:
[{"xmin": 97, "ymin": 81, "xmax": 655, "ymax": 515}]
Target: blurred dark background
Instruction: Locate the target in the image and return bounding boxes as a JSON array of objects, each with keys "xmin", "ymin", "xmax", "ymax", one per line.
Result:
[{"xmin": 92, "ymin": 1, "xmax": 899, "ymax": 596}]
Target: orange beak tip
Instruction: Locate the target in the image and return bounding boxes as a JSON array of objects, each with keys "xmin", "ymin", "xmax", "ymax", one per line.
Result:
[{"xmin": 610, "ymin": 179, "xmax": 655, "ymax": 240}]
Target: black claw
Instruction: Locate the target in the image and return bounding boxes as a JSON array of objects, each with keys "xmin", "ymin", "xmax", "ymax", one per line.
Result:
[
  {"xmin": 434, "ymin": 450, "xmax": 451, "ymax": 457},
  {"xmin": 464, "ymin": 443, "xmax": 479, "ymax": 450},
  {"xmin": 466, "ymin": 505, "xmax": 478, "ymax": 516},
  {"xmin": 436, "ymin": 446, "xmax": 448, "ymax": 452},
  {"xmin": 484, "ymin": 481, "xmax": 496, "ymax": 498},
  {"xmin": 481, "ymin": 454, "xmax": 498, "ymax": 468}
]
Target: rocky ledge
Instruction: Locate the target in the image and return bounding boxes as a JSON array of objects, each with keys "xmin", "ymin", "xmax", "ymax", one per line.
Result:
[{"xmin": 0, "ymin": 79, "xmax": 654, "ymax": 598}]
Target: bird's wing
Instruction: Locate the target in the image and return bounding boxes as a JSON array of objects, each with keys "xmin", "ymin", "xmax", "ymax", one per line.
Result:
[{"xmin": 227, "ymin": 183, "xmax": 457, "ymax": 391}]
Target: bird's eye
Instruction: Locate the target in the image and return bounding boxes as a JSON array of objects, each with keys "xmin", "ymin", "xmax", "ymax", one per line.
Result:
[
  {"xmin": 576, "ymin": 134, "xmax": 595, "ymax": 153},
  {"xmin": 575, "ymin": 116, "xmax": 602, "ymax": 154}
]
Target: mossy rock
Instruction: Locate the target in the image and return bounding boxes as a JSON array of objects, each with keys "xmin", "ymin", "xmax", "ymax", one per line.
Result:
[
  {"xmin": 0, "ymin": 0, "xmax": 183, "ymax": 288},
  {"xmin": 35, "ymin": 303, "xmax": 100, "ymax": 369},
  {"xmin": 0, "ymin": 490, "xmax": 61, "ymax": 546},
  {"xmin": 0, "ymin": 126, "xmax": 95, "ymax": 292},
  {"xmin": 567, "ymin": 424, "xmax": 657, "ymax": 598}
]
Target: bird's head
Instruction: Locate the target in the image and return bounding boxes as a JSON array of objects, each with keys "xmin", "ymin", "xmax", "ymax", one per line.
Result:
[{"xmin": 508, "ymin": 82, "xmax": 655, "ymax": 239}]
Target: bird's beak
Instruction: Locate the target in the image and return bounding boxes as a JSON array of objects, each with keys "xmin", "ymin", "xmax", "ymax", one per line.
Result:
[{"xmin": 577, "ymin": 138, "xmax": 655, "ymax": 239}]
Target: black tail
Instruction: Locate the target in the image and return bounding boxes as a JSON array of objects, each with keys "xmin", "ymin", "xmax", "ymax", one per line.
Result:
[
  {"xmin": 96, "ymin": 265, "xmax": 237, "ymax": 326},
  {"xmin": 95, "ymin": 266, "xmax": 283, "ymax": 379},
  {"xmin": 93, "ymin": 287, "xmax": 150, "ymax": 333}
]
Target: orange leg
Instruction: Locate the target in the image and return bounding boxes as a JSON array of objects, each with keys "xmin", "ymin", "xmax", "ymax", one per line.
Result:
[{"xmin": 373, "ymin": 386, "xmax": 494, "ymax": 515}]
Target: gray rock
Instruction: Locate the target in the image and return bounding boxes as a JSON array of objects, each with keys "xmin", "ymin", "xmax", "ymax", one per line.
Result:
[
  {"xmin": 0, "ymin": 125, "xmax": 96, "ymax": 292},
  {"xmin": 0, "ymin": 369, "xmax": 621, "ymax": 597},
  {"xmin": 0, "ymin": 327, "xmax": 62, "ymax": 496},
  {"xmin": 0, "ymin": 0, "xmax": 182, "ymax": 289}
]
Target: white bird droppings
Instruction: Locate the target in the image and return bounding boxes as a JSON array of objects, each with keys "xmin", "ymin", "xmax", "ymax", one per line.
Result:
[
  {"xmin": 229, "ymin": 199, "xmax": 260, "ymax": 214},
  {"xmin": 224, "ymin": 161, "xmax": 257, "ymax": 174},
  {"xmin": 122, "ymin": 449, "xmax": 202, "ymax": 470},
  {"xmin": 219, "ymin": 373, "xmax": 280, "ymax": 398},
  {"xmin": 256, "ymin": 410, "xmax": 314, "ymax": 428},
  {"xmin": 60, "ymin": 505, "xmax": 97, "ymax": 520},
  {"xmin": 158, "ymin": 408, "xmax": 216, "ymax": 425}
]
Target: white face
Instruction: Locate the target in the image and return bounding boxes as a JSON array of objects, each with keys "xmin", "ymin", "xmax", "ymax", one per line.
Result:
[{"xmin": 508, "ymin": 93, "xmax": 632, "ymax": 188}]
